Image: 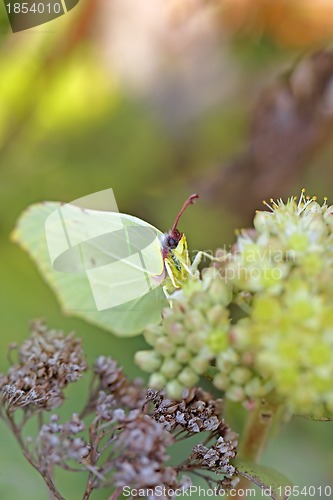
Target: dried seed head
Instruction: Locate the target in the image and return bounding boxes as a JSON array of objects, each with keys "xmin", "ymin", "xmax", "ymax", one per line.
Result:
[
  {"xmin": 0, "ymin": 321, "xmax": 87, "ymax": 411},
  {"xmin": 36, "ymin": 414, "xmax": 89, "ymax": 467},
  {"xmin": 113, "ymin": 411, "xmax": 191, "ymax": 492},
  {"xmin": 94, "ymin": 356, "xmax": 145, "ymax": 409}
]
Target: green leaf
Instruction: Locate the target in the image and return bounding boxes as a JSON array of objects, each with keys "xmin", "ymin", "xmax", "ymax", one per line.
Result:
[{"xmin": 233, "ymin": 458, "xmax": 293, "ymax": 500}]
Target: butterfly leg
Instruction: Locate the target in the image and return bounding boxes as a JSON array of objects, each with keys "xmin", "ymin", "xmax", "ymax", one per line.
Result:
[
  {"xmin": 164, "ymin": 259, "xmax": 179, "ymax": 289},
  {"xmin": 190, "ymin": 251, "xmax": 228, "ymax": 273},
  {"xmin": 162, "ymin": 285, "xmax": 171, "ymax": 300}
]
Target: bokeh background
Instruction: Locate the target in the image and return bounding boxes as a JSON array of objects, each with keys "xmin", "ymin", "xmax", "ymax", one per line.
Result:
[{"xmin": 1, "ymin": 1, "xmax": 333, "ymax": 498}]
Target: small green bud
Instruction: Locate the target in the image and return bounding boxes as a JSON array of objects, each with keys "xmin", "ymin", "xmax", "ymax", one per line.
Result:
[
  {"xmin": 213, "ymin": 373, "xmax": 229, "ymax": 390},
  {"xmin": 242, "ymin": 243, "xmax": 262, "ymax": 264},
  {"xmin": 277, "ymin": 340, "xmax": 299, "ymax": 361},
  {"xmin": 253, "ymin": 211, "xmax": 272, "ymax": 233},
  {"xmin": 149, "ymin": 372, "xmax": 166, "ymax": 390},
  {"xmin": 276, "ymin": 367, "xmax": 298, "ymax": 392},
  {"xmin": 259, "ymin": 264, "xmax": 284, "ymax": 289},
  {"xmin": 244, "ymin": 378, "xmax": 265, "ymax": 398},
  {"xmin": 191, "ymin": 292, "xmax": 210, "ymax": 312},
  {"xmin": 288, "ymin": 232, "xmax": 309, "ymax": 252},
  {"xmin": 303, "ymin": 201, "xmax": 322, "ymax": 215},
  {"xmin": 160, "ymin": 358, "xmax": 181, "ymax": 378},
  {"xmin": 207, "ymin": 304, "xmax": 227, "ymax": 327},
  {"xmin": 309, "ymin": 343, "xmax": 331, "ymax": 365},
  {"xmin": 164, "ymin": 320, "xmax": 187, "ymax": 344},
  {"xmin": 186, "ymin": 332, "xmax": 204, "ymax": 353},
  {"xmin": 256, "ymin": 351, "xmax": 280, "ymax": 375},
  {"xmin": 172, "ymin": 300, "xmax": 188, "ymax": 316},
  {"xmin": 154, "ymin": 337, "xmax": 176, "ymax": 356},
  {"xmin": 289, "ymin": 298, "xmax": 315, "ymax": 321},
  {"xmin": 143, "ymin": 325, "xmax": 163, "ymax": 346},
  {"xmin": 208, "ymin": 280, "xmax": 232, "ymax": 306},
  {"xmin": 166, "ymin": 380, "xmax": 186, "ymax": 400},
  {"xmin": 216, "ymin": 348, "xmax": 239, "ymax": 369},
  {"xmin": 300, "ymin": 253, "xmax": 324, "ymax": 275},
  {"xmin": 134, "ymin": 350, "xmax": 161, "ymax": 373},
  {"xmin": 190, "ymin": 354, "xmax": 211, "ymax": 375},
  {"xmin": 178, "ymin": 367, "xmax": 199, "ymax": 387},
  {"xmin": 184, "ymin": 310, "xmax": 205, "ymax": 330},
  {"xmin": 323, "ymin": 205, "xmax": 333, "ymax": 227},
  {"xmin": 175, "ymin": 347, "xmax": 192, "ymax": 364},
  {"xmin": 226, "ymin": 385, "xmax": 245, "ymax": 402},
  {"xmin": 202, "ymin": 267, "xmax": 221, "ymax": 287},
  {"xmin": 252, "ymin": 296, "xmax": 280, "ymax": 323},
  {"xmin": 230, "ymin": 367, "xmax": 252, "ymax": 384},
  {"xmin": 207, "ymin": 328, "xmax": 229, "ymax": 353},
  {"xmin": 183, "ymin": 279, "xmax": 203, "ymax": 297}
]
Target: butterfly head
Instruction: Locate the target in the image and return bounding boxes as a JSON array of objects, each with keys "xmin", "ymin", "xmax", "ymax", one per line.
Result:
[
  {"xmin": 161, "ymin": 228, "xmax": 182, "ymax": 254},
  {"xmin": 161, "ymin": 194, "xmax": 198, "ymax": 288},
  {"xmin": 161, "ymin": 193, "xmax": 198, "ymax": 257}
]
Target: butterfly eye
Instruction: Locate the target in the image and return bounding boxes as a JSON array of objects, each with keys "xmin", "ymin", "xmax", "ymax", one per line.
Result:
[{"xmin": 168, "ymin": 237, "xmax": 177, "ymax": 248}]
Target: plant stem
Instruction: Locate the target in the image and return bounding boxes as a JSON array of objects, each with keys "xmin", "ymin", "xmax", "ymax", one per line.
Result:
[
  {"xmin": 82, "ymin": 419, "xmax": 100, "ymax": 499},
  {"xmin": 5, "ymin": 412, "xmax": 65, "ymax": 500},
  {"xmin": 234, "ymin": 399, "xmax": 281, "ymax": 499},
  {"xmin": 82, "ymin": 477, "xmax": 94, "ymax": 500}
]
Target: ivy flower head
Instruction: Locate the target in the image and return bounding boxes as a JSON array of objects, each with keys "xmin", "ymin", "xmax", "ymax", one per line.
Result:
[
  {"xmin": 136, "ymin": 269, "xmax": 232, "ymax": 400},
  {"xmin": 137, "ymin": 190, "xmax": 333, "ymax": 420},
  {"xmin": 221, "ymin": 190, "xmax": 333, "ymax": 417}
]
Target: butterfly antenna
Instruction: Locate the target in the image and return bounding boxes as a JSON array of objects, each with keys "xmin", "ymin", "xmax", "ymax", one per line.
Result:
[{"xmin": 172, "ymin": 194, "xmax": 199, "ymax": 231}]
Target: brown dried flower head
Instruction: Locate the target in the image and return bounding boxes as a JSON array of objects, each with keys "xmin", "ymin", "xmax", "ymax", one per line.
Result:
[
  {"xmin": 94, "ymin": 355, "xmax": 145, "ymax": 409},
  {"xmin": 114, "ymin": 409, "xmax": 190, "ymax": 493},
  {"xmin": 1, "ymin": 325, "xmax": 239, "ymax": 500},
  {"xmin": 147, "ymin": 387, "xmax": 224, "ymax": 433},
  {"xmin": 0, "ymin": 321, "xmax": 87, "ymax": 411},
  {"xmin": 36, "ymin": 414, "xmax": 90, "ymax": 468}
]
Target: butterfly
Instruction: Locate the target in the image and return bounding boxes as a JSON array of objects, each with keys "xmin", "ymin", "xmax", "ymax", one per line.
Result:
[{"xmin": 11, "ymin": 189, "xmax": 200, "ymax": 337}]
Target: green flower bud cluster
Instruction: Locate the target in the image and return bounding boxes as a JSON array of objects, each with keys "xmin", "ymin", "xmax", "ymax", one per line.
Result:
[
  {"xmin": 136, "ymin": 191, "xmax": 333, "ymax": 419},
  {"xmin": 135, "ymin": 269, "xmax": 232, "ymax": 400},
  {"xmin": 233, "ymin": 278, "xmax": 333, "ymax": 417},
  {"xmin": 223, "ymin": 191, "xmax": 333, "ymax": 417},
  {"xmin": 227, "ymin": 191, "xmax": 333, "ymax": 293}
]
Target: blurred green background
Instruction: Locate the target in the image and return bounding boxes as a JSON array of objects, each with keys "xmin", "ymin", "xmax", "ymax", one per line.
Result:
[{"xmin": 1, "ymin": 1, "xmax": 333, "ymax": 498}]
